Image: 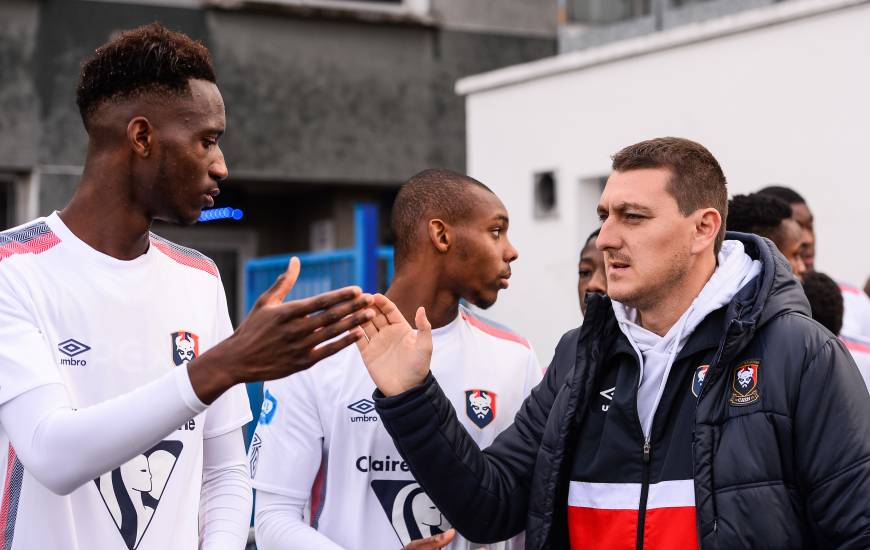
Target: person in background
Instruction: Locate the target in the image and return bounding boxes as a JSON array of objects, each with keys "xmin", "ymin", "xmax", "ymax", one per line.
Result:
[
  {"xmin": 577, "ymin": 228, "xmax": 606, "ymax": 316},
  {"xmin": 726, "ymin": 192, "xmax": 806, "ymax": 279},
  {"xmin": 759, "ymin": 185, "xmax": 870, "ymax": 341},
  {"xmin": 251, "ymin": 169, "xmax": 541, "ymax": 550},
  {"xmin": 802, "ymin": 271, "xmax": 870, "ymax": 390}
]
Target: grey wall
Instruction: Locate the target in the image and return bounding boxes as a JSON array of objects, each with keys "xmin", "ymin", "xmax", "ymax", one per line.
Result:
[
  {"xmin": 433, "ymin": 0, "xmax": 557, "ymax": 37},
  {"xmin": 0, "ymin": 0, "xmax": 39, "ymax": 171}
]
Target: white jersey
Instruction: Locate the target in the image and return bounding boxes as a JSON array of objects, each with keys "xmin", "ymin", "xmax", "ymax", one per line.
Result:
[
  {"xmin": 251, "ymin": 305, "xmax": 543, "ymax": 550},
  {"xmin": 0, "ymin": 213, "xmax": 251, "ymax": 550},
  {"xmin": 842, "ymin": 335, "xmax": 870, "ymax": 391},
  {"xmin": 840, "ymin": 282, "xmax": 870, "ymax": 342}
]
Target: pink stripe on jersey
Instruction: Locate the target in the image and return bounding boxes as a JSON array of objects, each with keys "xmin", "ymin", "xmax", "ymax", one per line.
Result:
[
  {"xmin": 150, "ymin": 235, "xmax": 218, "ymax": 277},
  {"xmin": 0, "ymin": 223, "xmax": 61, "ymax": 263},
  {"xmin": 843, "ymin": 337, "xmax": 870, "ymax": 354},
  {"xmin": 0, "ymin": 445, "xmax": 23, "ymax": 550},
  {"xmin": 460, "ymin": 310, "xmax": 530, "ymax": 349},
  {"xmin": 839, "ymin": 284, "xmax": 860, "ymax": 295}
]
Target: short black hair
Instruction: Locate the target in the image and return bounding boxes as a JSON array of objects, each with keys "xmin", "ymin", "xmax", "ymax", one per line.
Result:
[
  {"xmin": 758, "ymin": 185, "xmax": 806, "ymax": 206},
  {"xmin": 76, "ymin": 23, "xmax": 216, "ymax": 129},
  {"xmin": 802, "ymin": 271, "xmax": 844, "ymax": 335},
  {"xmin": 727, "ymin": 193, "xmax": 793, "ymax": 241},
  {"xmin": 391, "ymin": 169, "xmax": 493, "ymax": 268},
  {"xmin": 583, "ymin": 228, "xmax": 600, "ymax": 249}
]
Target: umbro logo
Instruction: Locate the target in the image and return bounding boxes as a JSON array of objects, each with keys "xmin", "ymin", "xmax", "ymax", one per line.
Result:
[
  {"xmin": 599, "ymin": 386, "xmax": 615, "ymax": 412},
  {"xmin": 348, "ymin": 399, "xmax": 378, "ymax": 423},
  {"xmin": 58, "ymin": 339, "xmax": 90, "ymax": 366},
  {"xmin": 58, "ymin": 339, "xmax": 90, "ymax": 357}
]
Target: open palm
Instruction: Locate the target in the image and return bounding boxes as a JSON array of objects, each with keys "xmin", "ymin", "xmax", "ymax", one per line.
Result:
[{"xmin": 355, "ymin": 294, "xmax": 433, "ymax": 397}]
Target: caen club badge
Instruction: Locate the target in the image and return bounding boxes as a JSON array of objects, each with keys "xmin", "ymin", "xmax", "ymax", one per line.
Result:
[
  {"xmin": 465, "ymin": 389, "xmax": 496, "ymax": 429},
  {"xmin": 730, "ymin": 359, "xmax": 760, "ymax": 406},
  {"xmin": 171, "ymin": 331, "xmax": 200, "ymax": 367},
  {"xmin": 692, "ymin": 365, "xmax": 710, "ymax": 398}
]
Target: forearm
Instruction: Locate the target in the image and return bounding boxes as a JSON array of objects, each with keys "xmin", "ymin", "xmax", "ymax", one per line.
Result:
[
  {"xmin": 0, "ymin": 366, "xmax": 205, "ymax": 495},
  {"xmin": 375, "ymin": 374, "xmax": 534, "ymax": 542},
  {"xmin": 254, "ymin": 490, "xmax": 346, "ymax": 550},
  {"xmin": 199, "ymin": 429, "xmax": 253, "ymax": 550}
]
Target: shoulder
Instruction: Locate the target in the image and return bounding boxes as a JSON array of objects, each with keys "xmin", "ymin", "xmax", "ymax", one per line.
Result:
[
  {"xmin": 459, "ymin": 305, "xmax": 531, "ymax": 351},
  {"xmin": 0, "ymin": 218, "xmax": 60, "ymax": 268},
  {"xmin": 148, "ymin": 232, "xmax": 218, "ymax": 278}
]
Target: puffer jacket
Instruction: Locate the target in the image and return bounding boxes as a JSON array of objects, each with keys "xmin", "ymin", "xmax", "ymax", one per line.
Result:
[{"xmin": 374, "ymin": 233, "xmax": 870, "ymax": 549}]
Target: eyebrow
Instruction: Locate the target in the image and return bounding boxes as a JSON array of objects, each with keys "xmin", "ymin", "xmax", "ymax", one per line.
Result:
[
  {"xmin": 597, "ymin": 202, "xmax": 653, "ymax": 216},
  {"xmin": 492, "ymin": 214, "xmax": 509, "ymax": 224}
]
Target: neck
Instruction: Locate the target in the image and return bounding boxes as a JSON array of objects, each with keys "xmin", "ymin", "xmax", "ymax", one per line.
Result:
[
  {"xmin": 59, "ymin": 153, "xmax": 152, "ymax": 260},
  {"xmin": 385, "ymin": 265, "xmax": 460, "ymax": 330},
  {"xmin": 636, "ymin": 252, "xmax": 717, "ymax": 336}
]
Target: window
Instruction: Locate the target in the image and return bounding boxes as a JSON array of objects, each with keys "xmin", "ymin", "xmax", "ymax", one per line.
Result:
[
  {"xmin": 568, "ymin": 0, "xmax": 651, "ymax": 25},
  {"xmin": 534, "ymin": 171, "xmax": 558, "ymax": 219}
]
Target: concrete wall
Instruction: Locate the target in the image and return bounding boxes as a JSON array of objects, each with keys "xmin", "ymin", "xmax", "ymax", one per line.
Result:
[
  {"xmin": 0, "ymin": 0, "xmax": 39, "ymax": 171},
  {"xmin": 462, "ymin": 1, "xmax": 870, "ymax": 363},
  {"xmin": 433, "ymin": 0, "xmax": 557, "ymax": 37}
]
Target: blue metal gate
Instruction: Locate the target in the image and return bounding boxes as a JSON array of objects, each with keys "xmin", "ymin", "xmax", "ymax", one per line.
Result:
[{"xmin": 242, "ymin": 204, "xmax": 394, "ymax": 447}]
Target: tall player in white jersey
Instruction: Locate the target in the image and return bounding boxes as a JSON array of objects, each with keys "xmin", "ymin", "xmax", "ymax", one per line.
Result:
[
  {"xmin": 0, "ymin": 24, "xmax": 374, "ymax": 550},
  {"xmin": 251, "ymin": 169, "xmax": 542, "ymax": 550}
]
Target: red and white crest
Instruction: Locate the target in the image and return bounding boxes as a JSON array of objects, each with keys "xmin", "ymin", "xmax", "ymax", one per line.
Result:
[
  {"xmin": 171, "ymin": 331, "xmax": 200, "ymax": 367},
  {"xmin": 465, "ymin": 389, "xmax": 497, "ymax": 429},
  {"xmin": 730, "ymin": 359, "xmax": 760, "ymax": 406}
]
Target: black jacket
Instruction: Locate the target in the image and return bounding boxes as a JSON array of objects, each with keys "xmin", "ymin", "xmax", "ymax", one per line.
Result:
[{"xmin": 374, "ymin": 233, "xmax": 870, "ymax": 549}]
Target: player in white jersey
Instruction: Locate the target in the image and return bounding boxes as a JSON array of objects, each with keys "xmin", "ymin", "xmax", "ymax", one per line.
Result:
[
  {"xmin": 251, "ymin": 169, "xmax": 542, "ymax": 550},
  {"xmin": 0, "ymin": 24, "xmax": 373, "ymax": 550}
]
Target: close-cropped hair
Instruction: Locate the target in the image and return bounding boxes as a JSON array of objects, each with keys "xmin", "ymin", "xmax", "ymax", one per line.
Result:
[
  {"xmin": 758, "ymin": 185, "xmax": 806, "ymax": 206},
  {"xmin": 76, "ymin": 22, "xmax": 216, "ymax": 129},
  {"xmin": 611, "ymin": 137, "xmax": 728, "ymax": 255},
  {"xmin": 583, "ymin": 228, "xmax": 600, "ymax": 249},
  {"xmin": 390, "ymin": 169, "xmax": 492, "ymax": 268},
  {"xmin": 802, "ymin": 271, "xmax": 844, "ymax": 335},
  {"xmin": 726, "ymin": 193, "xmax": 792, "ymax": 242}
]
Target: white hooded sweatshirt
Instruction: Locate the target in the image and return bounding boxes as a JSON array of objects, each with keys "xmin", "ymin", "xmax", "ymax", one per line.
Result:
[{"xmin": 612, "ymin": 240, "xmax": 762, "ymax": 439}]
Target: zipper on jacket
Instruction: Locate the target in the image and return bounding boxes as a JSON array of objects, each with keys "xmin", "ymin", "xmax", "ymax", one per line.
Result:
[{"xmin": 636, "ymin": 437, "xmax": 651, "ymax": 550}]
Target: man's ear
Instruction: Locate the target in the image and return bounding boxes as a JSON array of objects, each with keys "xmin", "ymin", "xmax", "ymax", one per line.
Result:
[
  {"xmin": 692, "ymin": 208, "xmax": 722, "ymax": 255},
  {"xmin": 127, "ymin": 116, "xmax": 153, "ymax": 158},
  {"xmin": 427, "ymin": 219, "xmax": 450, "ymax": 253}
]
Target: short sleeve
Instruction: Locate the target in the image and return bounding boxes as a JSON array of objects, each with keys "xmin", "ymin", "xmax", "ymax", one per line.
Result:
[
  {"xmin": 0, "ymin": 273, "xmax": 63, "ymax": 406},
  {"xmin": 249, "ymin": 371, "xmax": 324, "ymax": 500},
  {"xmin": 523, "ymin": 346, "xmax": 544, "ymax": 398},
  {"xmin": 202, "ymin": 276, "xmax": 252, "ymax": 439}
]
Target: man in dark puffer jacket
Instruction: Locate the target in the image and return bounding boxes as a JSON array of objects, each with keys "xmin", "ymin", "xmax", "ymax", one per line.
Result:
[{"xmin": 356, "ymin": 137, "xmax": 870, "ymax": 549}]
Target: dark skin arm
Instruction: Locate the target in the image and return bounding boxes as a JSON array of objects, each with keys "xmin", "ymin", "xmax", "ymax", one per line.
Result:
[{"xmin": 188, "ymin": 257, "xmax": 375, "ymax": 404}]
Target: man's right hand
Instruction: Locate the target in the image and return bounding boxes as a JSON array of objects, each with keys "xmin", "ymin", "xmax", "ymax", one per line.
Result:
[{"xmin": 189, "ymin": 257, "xmax": 375, "ymax": 404}]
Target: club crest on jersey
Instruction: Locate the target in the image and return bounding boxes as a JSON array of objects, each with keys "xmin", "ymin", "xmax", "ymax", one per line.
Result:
[
  {"xmin": 465, "ymin": 389, "xmax": 496, "ymax": 429},
  {"xmin": 692, "ymin": 365, "xmax": 710, "ymax": 398},
  {"xmin": 730, "ymin": 359, "xmax": 760, "ymax": 406},
  {"xmin": 171, "ymin": 331, "xmax": 199, "ymax": 367},
  {"xmin": 371, "ymin": 480, "xmax": 451, "ymax": 546},
  {"xmin": 94, "ymin": 440, "xmax": 183, "ymax": 549}
]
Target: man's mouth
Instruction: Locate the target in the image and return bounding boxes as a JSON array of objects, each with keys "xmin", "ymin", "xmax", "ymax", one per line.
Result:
[{"xmin": 498, "ymin": 272, "xmax": 511, "ymax": 289}]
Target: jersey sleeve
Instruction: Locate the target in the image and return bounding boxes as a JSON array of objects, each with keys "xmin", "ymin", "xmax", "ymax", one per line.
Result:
[
  {"xmin": 249, "ymin": 371, "xmax": 324, "ymax": 500},
  {"xmin": 0, "ymin": 271, "xmax": 64, "ymax": 406},
  {"xmin": 203, "ymin": 275, "xmax": 253, "ymax": 439}
]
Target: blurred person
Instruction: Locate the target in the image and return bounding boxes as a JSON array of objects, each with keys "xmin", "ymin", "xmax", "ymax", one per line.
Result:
[
  {"xmin": 726, "ymin": 193, "xmax": 806, "ymax": 279},
  {"xmin": 0, "ymin": 24, "xmax": 373, "ymax": 550},
  {"xmin": 759, "ymin": 185, "xmax": 870, "ymax": 342},
  {"xmin": 357, "ymin": 138, "xmax": 870, "ymax": 549},
  {"xmin": 577, "ymin": 228, "xmax": 606, "ymax": 315},
  {"xmin": 802, "ymin": 271, "xmax": 870, "ymax": 390},
  {"xmin": 250, "ymin": 169, "xmax": 541, "ymax": 550}
]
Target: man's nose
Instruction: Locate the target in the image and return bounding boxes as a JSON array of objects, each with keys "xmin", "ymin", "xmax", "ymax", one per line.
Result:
[{"xmin": 210, "ymin": 147, "xmax": 229, "ymax": 181}]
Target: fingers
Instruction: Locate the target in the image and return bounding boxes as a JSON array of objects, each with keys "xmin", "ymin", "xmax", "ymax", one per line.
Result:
[
  {"xmin": 300, "ymin": 307, "xmax": 375, "ymax": 350},
  {"xmin": 308, "ymin": 330, "xmax": 366, "ymax": 365},
  {"xmin": 352, "ymin": 327, "xmax": 368, "ymax": 352},
  {"xmin": 373, "ymin": 293, "xmax": 407, "ymax": 325},
  {"xmin": 264, "ymin": 257, "xmax": 301, "ymax": 306},
  {"xmin": 277, "ymin": 285, "xmax": 363, "ymax": 319},
  {"xmin": 402, "ymin": 529, "xmax": 456, "ymax": 550},
  {"xmin": 415, "ymin": 306, "xmax": 434, "ymax": 357},
  {"xmin": 295, "ymin": 293, "xmax": 374, "ymax": 335}
]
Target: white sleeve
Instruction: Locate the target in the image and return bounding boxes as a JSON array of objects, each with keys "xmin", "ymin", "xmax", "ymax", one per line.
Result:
[
  {"xmin": 523, "ymin": 346, "xmax": 544, "ymax": 397},
  {"xmin": 199, "ymin": 428, "xmax": 252, "ymax": 550},
  {"xmin": 203, "ymin": 276, "xmax": 253, "ymax": 440},
  {"xmin": 0, "ymin": 366, "xmax": 206, "ymax": 495},
  {"xmin": 249, "ymin": 372, "xmax": 332, "ymax": 549},
  {"xmin": 0, "ymin": 274, "xmax": 64, "ymax": 405},
  {"xmin": 254, "ymin": 490, "xmax": 345, "ymax": 550}
]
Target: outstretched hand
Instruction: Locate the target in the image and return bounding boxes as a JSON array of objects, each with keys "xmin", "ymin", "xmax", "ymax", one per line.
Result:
[
  {"xmin": 354, "ymin": 294, "xmax": 433, "ymax": 397},
  {"xmin": 190, "ymin": 257, "xmax": 375, "ymax": 404}
]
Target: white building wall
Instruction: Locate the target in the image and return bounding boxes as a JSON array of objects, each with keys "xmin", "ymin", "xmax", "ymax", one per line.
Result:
[{"xmin": 462, "ymin": 0, "xmax": 870, "ymax": 363}]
